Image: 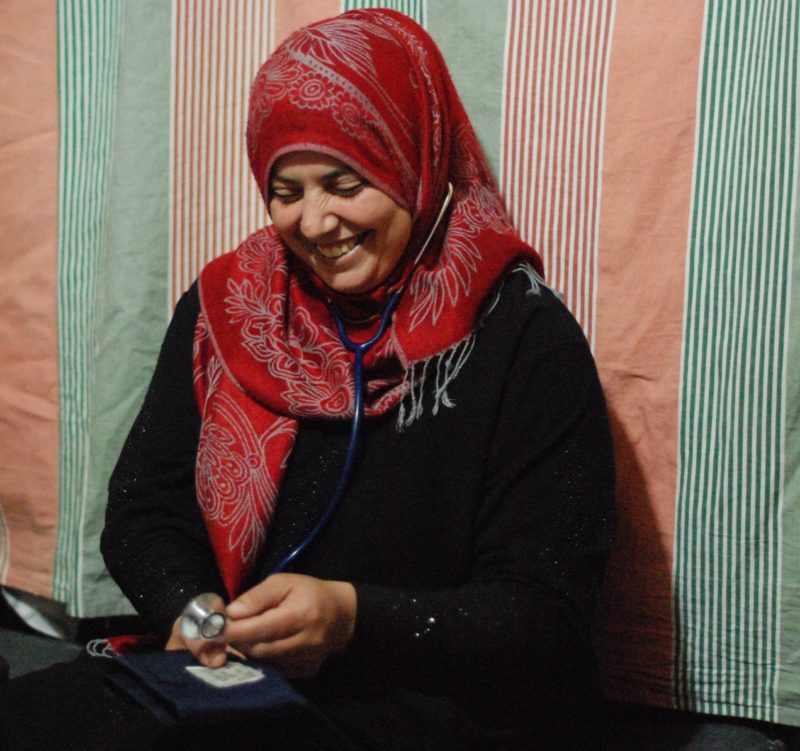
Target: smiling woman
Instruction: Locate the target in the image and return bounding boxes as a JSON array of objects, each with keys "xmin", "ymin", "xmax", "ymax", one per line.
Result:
[
  {"xmin": 0, "ymin": 8, "xmax": 614, "ymax": 750},
  {"xmin": 268, "ymin": 152, "xmax": 412, "ymax": 294}
]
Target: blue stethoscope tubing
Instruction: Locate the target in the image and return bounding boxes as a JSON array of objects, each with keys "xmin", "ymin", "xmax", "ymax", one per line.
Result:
[
  {"xmin": 181, "ymin": 183, "xmax": 453, "ymax": 640},
  {"xmin": 270, "ymin": 289, "xmax": 402, "ymax": 573},
  {"xmin": 270, "ymin": 182, "xmax": 453, "ymax": 573},
  {"xmin": 181, "ymin": 292, "xmax": 402, "ymax": 640}
]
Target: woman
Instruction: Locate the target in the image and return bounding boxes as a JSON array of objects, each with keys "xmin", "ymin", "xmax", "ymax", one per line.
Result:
[{"xmin": 1, "ymin": 9, "xmax": 614, "ymax": 750}]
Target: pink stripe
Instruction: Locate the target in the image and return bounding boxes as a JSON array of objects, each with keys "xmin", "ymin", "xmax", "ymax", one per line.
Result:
[
  {"xmin": 501, "ymin": 0, "xmax": 614, "ymax": 347},
  {"xmin": 272, "ymin": 0, "xmax": 339, "ymax": 51},
  {"xmin": 592, "ymin": 0, "xmax": 705, "ymax": 708},
  {"xmin": 171, "ymin": 0, "xmax": 276, "ymax": 307},
  {"xmin": 0, "ymin": 0, "xmax": 60, "ymax": 595}
]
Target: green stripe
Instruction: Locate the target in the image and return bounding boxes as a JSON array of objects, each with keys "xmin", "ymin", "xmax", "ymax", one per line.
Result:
[
  {"xmin": 55, "ymin": 0, "xmax": 174, "ymax": 617},
  {"xmin": 675, "ymin": 0, "xmax": 798, "ymax": 722},
  {"xmin": 427, "ymin": 1, "xmax": 509, "ymax": 179},
  {"xmin": 82, "ymin": 0, "xmax": 174, "ymax": 617},
  {"xmin": 776, "ymin": 0, "xmax": 800, "ymax": 726},
  {"xmin": 342, "ymin": 0, "xmax": 426, "ymax": 27},
  {"xmin": 55, "ymin": 0, "xmax": 126, "ymax": 613}
]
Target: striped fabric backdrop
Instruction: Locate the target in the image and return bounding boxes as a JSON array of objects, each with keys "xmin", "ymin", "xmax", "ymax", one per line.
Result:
[
  {"xmin": 674, "ymin": 0, "xmax": 799, "ymax": 719},
  {"xmin": 2, "ymin": 0, "xmax": 800, "ymax": 725}
]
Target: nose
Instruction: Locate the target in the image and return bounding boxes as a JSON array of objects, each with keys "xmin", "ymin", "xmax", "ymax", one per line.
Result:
[{"xmin": 299, "ymin": 195, "xmax": 338, "ymax": 241}]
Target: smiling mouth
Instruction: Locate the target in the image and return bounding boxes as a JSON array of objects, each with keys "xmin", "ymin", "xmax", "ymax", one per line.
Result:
[{"xmin": 314, "ymin": 232, "xmax": 368, "ymax": 259}]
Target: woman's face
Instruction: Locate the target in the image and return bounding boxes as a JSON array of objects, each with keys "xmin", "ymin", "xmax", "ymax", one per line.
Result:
[{"xmin": 268, "ymin": 152, "xmax": 412, "ymax": 294}]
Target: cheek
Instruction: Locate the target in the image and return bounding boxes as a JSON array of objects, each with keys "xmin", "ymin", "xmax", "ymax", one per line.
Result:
[
  {"xmin": 384, "ymin": 210, "xmax": 413, "ymax": 249},
  {"xmin": 269, "ymin": 203, "xmax": 298, "ymax": 242}
]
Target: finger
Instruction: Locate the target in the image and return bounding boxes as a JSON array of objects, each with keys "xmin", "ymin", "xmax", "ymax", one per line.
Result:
[
  {"xmin": 225, "ymin": 644, "xmax": 247, "ymax": 660},
  {"xmin": 226, "ymin": 574, "xmax": 294, "ymax": 620},
  {"xmin": 165, "ymin": 634, "xmax": 186, "ymax": 651},
  {"xmin": 174, "ymin": 635, "xmax": 228, "ymax": 668},
  {"xmin": 221, "ymin": 604, "xmax": 301, "ymax": 646},
  {"xmin": 195, "ymin": 640, "xmax": 228, "ymax": 668}
]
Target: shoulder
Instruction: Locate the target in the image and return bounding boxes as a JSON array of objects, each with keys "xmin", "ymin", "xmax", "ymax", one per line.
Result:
[
  {"xmin": 169, "ymin": 281, "xmax": 201, "ymax": 337},
  {"xmin": 477, "ymin": 261, "xmax": 591, "ymax": 360},
  {"xmin": 175, "ymin": 280, "xmax": 200, "ymax": 317}
]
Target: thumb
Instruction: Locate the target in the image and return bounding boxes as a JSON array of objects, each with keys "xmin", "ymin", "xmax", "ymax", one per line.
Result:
[{"xmin": 194, "ymin": 639, "xmax": 228, "ymax": 668}]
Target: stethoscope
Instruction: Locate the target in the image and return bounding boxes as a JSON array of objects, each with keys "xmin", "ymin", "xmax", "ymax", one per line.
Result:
[{"xmin": 181, "ymin": 182, "xmax": 454, "ymax": 642}]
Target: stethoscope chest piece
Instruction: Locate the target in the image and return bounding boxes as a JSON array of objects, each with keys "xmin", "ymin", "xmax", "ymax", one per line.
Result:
[{"xmin": 180, "ymin": 592, "xmax": 226, "ymax": 641}]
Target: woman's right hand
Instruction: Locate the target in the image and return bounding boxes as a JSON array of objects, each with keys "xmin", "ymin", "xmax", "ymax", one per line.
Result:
[{"xmin": 165, "ymin": 614, "xmax": 229, "ymax": 668}]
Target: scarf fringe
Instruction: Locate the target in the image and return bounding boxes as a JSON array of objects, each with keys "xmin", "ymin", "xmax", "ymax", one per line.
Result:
[
  {"xmin": 512, "ymin": 260, "xmax": 546, "ymax": 298},
  {"xmin": 397, "ymin": 334, "xmax": 476, "ymax": 430},
  {"xmin": 395, "ymin": 261, "xmax": 547, "ymax": 430}
]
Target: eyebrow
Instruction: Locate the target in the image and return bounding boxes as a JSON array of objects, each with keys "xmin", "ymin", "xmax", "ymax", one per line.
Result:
[{"xmin": 270, "ymin": 168, "xmax": 359, "ymax": 185}]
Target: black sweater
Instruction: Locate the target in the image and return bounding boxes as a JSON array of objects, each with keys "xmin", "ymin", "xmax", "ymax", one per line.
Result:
[{"xmin": 102, "ymin": 265, "xmax": 615, "ymax": 749}]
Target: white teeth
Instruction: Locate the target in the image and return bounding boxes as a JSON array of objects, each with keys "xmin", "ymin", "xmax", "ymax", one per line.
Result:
[{"xmin": 314, "ymin": 234, "xmax": 361, "ymax": 259}]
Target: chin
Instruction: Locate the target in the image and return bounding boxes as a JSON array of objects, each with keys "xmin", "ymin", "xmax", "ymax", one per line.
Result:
[
  {"xmin": 315, "ymin": 265, "xmax": 383, "ymax": 295},
  {"xmin": 323, "ymin": 276, "xmax": 376, "ymax": 295}
]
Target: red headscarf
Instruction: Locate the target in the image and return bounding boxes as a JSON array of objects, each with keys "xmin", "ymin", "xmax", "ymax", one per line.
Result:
[{"xmin": 195, "ymin": 9, "xmax": 542, "ymax": 596}]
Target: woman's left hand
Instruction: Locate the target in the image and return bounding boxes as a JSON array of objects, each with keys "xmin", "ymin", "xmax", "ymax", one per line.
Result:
[{"xmin": 221, "ymin": 573, "xmax": 356, "ymax": 678}]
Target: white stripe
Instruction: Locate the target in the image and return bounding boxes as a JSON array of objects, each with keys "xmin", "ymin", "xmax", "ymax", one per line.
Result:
[
  {"xmin": 745, "ymin": 0, "xmax": 771, "ymax": 709},
  {"xmin": 673, "ymin": 0, "xmax": 710, "ymax": 706},
  {"xmin": 231, "ymin": 1, "xmax": 245, "ymax": 254},
  {"xmin": 211, "ymin": 0, "xmax": 223, "ymax": 266},
  {"xmin": 498, "ymin": 0, "xmax": 511, "ymax": 192},
  {"xmin": 0, "ymin": 500, "xmax": 9, "ymax": 582},
  {"xmin": 503, "ymin": 0, "xmax": 516, "ymax": 217},
  {"xmin": 200, "ymin": 0, "xmax": 211, "ymax": 276},
  {"xmin": 589, "ymin": 0, "xmax": 614, "ymax": 348},
  {"xmin": 558, "ymin": 0, "xmax": 573, "ymax": 309},
  {"xmin": 775, "ymin": 0, "xmax": 799, "ymax": 721},
  {"xmin": 169, "ymin": 0, "xmax": 178, "ymax": 312},
  {"xmin": 269, "ymin": 0, "xmax": 276, "ymax": 53},
  {"xmin": 571, "ymin": 2, "xmax": 588, "ymax": 329}
]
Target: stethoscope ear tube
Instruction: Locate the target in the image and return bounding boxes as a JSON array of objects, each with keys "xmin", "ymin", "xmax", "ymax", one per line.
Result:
[{"xmin": 408, "ymin": 181, "xmax": 454, "ymax": 270}]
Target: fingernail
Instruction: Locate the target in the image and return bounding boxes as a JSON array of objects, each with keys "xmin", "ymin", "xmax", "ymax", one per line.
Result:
[{"xmin": 227, "ymin": 601, "xmax": 245, "ymax": 617}]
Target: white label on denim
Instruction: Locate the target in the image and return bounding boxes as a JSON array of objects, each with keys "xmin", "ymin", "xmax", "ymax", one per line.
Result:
[{"xmin": 185, "ymin": 662, "xmax": 265, "ymax": 688}]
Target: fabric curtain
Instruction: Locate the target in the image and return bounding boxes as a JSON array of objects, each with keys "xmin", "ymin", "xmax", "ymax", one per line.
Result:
[{"xmin": 1, "ymin": 0, "xmax": 798, "ymax": 726}]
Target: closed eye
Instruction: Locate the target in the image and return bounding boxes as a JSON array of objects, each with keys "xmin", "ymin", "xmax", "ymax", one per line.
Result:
[
  {"xmin": 329, "ymin": 179, "xmax": 367, "ymax": 197},
  {"xmin": 269, "ymin": 187, "xmax": 302, "ymax": 204},
  {"xmin": 268, "ymin": 168, "xmax": 368, "ymax": 204}
]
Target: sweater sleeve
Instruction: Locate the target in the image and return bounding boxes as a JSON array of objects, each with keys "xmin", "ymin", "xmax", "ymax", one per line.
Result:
[
  {"xmin": 102, "ymin": 283, "xmax": 226, "ymax": 640},
  {"xmin": 347, "ymin": 292, "xmax": 615, "ymax": 700}
]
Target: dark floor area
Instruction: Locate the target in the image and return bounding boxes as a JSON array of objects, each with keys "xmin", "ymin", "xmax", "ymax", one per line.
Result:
[
  {"xmin": 0, "ymin": 595, "xmax": 798, "ymax": 750},
  {"xmin": 0, "ymin": 593, "xmax": 143, "ymax": 679},
  {"xmin": 602, "ymin": 702, "xmax": 799, "ymax": 751}
]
